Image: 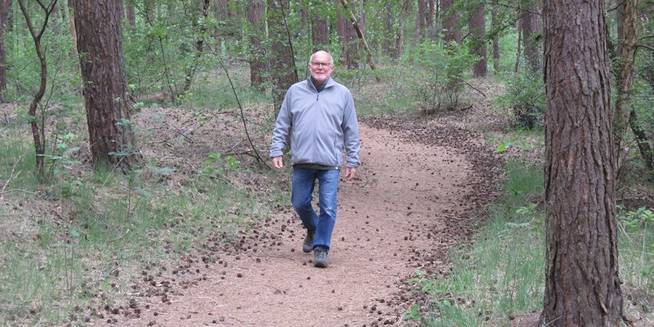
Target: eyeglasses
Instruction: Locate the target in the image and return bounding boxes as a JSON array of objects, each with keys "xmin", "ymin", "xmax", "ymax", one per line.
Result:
[{"xmin": 310, "ymin": 62, "xmax": 331, "ymax": 68}]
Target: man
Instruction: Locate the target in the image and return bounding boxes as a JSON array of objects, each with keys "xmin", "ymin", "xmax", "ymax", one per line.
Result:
[{"xmin": 270, "ymin": 50, "xmax": 360, "ymax": 268}]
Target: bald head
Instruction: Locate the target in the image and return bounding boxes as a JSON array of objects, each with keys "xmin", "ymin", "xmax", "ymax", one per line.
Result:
[{"xmin": 309, "ymin": 50, "xmax": 334, "ymax": 66}]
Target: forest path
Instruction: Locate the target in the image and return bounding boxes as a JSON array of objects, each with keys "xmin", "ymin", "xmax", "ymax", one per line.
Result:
[{"xmin": 114, "ymin": 122, "xmax": 483, "ymax": 327}]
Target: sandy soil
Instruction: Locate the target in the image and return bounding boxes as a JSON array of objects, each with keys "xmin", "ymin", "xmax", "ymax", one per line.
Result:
[{"xmin": 89, "ymin": 119, "xmax": 495, "ymax": 327}]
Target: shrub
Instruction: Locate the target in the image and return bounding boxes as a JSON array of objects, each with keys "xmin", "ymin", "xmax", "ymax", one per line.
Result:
[
  {"xmin": 413, "ymin": 41, "xmax": 477, "ymax": 113},
  {"xmin": 497, "ymin": 72, "xmax": 545, "ymax": 129}
]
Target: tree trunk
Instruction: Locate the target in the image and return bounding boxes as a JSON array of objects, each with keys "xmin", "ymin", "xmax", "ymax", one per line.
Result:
[
  {"xmin": 469, "ymin": 3, "xmax": 486, "ymax": 77},
  {"xmin": 417, "ymin": 0, "xmax": 426, "ymax": 41},
  {"xmin": 17, "ymin": 0, "xmax": 58, "ymax": 179},
  {"xmin": 336, "ymin": 8, "xmax": 358, "ymax": 68},
  {"xmin": 540, "ymin": 0, "xmax": 624, "ymax": 325},
  {"xmin": 426, "ymin": 0, "xmax": 434, "ymax": 32},
  {"xmin": 71, "ymin": 0, "xmax": 139, "ymax": 171},
  {"xmin": 339, "ymin": 0, "xmax": 379, "ymax": 80},
  {"xmin": 441, "ymin": 0, "xmax": 460, "ymax": 44},
  {"xmin": 0, "ymin": 0, "xmax": 11, "ymax": 102},
  {"xmin": 614, "ymin": 0, "xmax": 639, "ymax": 164},
  {"xmin": 311, "ymin": 14, "xmax": 329, "ymax": 51},
  {"xmin": 126, "ymin": 0, "xmax": 136, "ymax": 28},
  {"xmin": 521, "ymin": 2, "xmax": 542, "ymax": 74},
  {"xmin": 395, "ymin": 0, "xmax": 410, "ymax": 58},
  {"xmin": 247, "ymin": 0, "xmax": 266, "ymax": 89},
  {"xmin": 383, "ymin": 2, "xmax": 394, "ymax": 56},
  {"xmin": 268, "ymin": 0, "xmax": 297, "ymax": 112},
  {"xmin": 491, "ymin": 0, "xmax": 500, "ymax": 73}
]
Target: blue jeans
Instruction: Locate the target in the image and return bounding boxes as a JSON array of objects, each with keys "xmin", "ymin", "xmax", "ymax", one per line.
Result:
[{"xmin": 291, "ymin": 168, "xmax": 340, "ymax": 250}]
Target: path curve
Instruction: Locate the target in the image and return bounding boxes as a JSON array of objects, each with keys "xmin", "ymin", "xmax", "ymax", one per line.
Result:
[{"xmin": 108, "ymin": 122, "xmax": 482, "ymax": 326}]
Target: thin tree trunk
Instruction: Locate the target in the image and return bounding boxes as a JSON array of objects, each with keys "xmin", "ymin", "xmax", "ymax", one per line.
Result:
[
  {"xmin": 514, "ymin": 26, "xmax": 522, "ymax": 73},
  {"xmin": 0, "ymin": 0, "xmax": 11, "ymax": 102},
  {"xmin": 491, "ymin": 0, "xmax": 500, "ymax": 73},
  {"xmin": 18, "ymin": 0, "xmax": 58, "ymax": 179},
  {"xmin": 181, "ymin": 0, "xmax": 210, "ymax": 95},
  {"xmin": 469, "ymin": 3, "xmax": 486, "ymax": 77},
  {"xmin": 71, "ymin": 0, "xmax": 139, "ymax": 171},
  {"xmin": 541, "ymin": 0, "xmax": 624, "ymax": 325}
]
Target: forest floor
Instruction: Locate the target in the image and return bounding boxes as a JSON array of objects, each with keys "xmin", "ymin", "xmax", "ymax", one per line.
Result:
[
  {"xmin": 85, "ymin": 81, "xmax": 503, "ymax": 326},
  {"xmin": 2, "ymin": 77, "xmax": 651, "ymax": 326}
]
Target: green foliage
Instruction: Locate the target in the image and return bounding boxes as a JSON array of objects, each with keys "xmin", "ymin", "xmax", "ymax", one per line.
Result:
[
  {"xmin": 618, "ymin": 206, "xmax": 654, "ymax": 291},
  {"xmin": 412, "ymin": 41, "xmax": 477, "ymax": 113},
  {"xmin": 496, "ymin": 72, "xmax": 545, "ymax": 129}
]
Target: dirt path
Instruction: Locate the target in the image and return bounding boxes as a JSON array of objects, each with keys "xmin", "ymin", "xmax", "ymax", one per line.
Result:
[{"xmin": 107, "ymin": 122, "xmax": 487, "ymax": 327}]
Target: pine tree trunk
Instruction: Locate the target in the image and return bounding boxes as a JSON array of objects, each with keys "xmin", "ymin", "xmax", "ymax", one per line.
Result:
[
  {"xmin": 469, "ymin": 3, "xmax": 486, "ymax": 77},
  {"xmin": 441, "ymin": 0, "xmax": 460, "ymax": 44},
  {"xmin": 0, "ymin": 0, "xmax": 11, "ymax": 102},
  {"xmin": 247, "ymin": 0, "xmax": 266, "ymax": 88},
  {"xmin": 540, "ymin": 0, "xmax": 624, "ymax": 325},
  {"xmin": 521, "ymin": 3, "xmax": 542, "ymax": 74},
  {"xmin": 311, "ymin": 15, "xmax": 329, "ymax": 51},
  {"xmin": 268, "ymin": 0, "xmax": 297, "ymax": 112},
  {"xmin": 70, "ymin": 0, "xmax": 139, "ymax": 171},
  {"xmin": 416, "ymin": 0, "xmax": 426, "ymax": 41},
  {"xmin": 614, "ymin": 0, "xmax": 639, "ymax": 164},
  {"xmin": 126, "ymin": 0, "xmax": 136, "ymax": 28}
]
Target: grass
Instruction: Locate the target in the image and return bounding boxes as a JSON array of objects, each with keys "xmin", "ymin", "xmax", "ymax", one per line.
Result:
[
  {"xmin": 0, "ymin": 129, "xmax": 277, "ymax": 325},
  {"xmin": 409, "ymin": 159, "xmax": 654, "ymax": 326}
]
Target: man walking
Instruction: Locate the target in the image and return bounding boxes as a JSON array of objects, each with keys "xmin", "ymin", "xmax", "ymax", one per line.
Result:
[{"xmin": 270, "ymin": 50, "xmax": 360, "ymax": 268}]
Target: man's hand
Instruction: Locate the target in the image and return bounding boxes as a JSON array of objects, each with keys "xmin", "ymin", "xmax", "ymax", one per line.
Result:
[
  {"xmin": 271, "ymin": 156, "xmax": 284, "ymax": 169},
  {"xmin": 344, "ymin": 166, "xmax": 357, "ymax": 181}
]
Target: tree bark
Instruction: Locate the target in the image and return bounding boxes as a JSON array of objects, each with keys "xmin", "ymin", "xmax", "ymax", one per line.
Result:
[
  {"xmin": 441, "ymin": 0, "xmax": 460, "ymax": 44},
  {"xmin": 247, "ymin": 0, "xmax": 266, "ymax": 88},
  {"xmin": 337, "ymin": 6, "xmax": 358, "ymax": 69},
  {"xmin": 417, "ymin": 0, "xmax": 426, "ymax": 41},
  {"xmin": 311, "ymin": 14, "xmax": 329, "ymax": 51},
  {"xmin": 469, "ymin": 3, "xmax": 486, "ymax": 77},
  {"xmin": 71, "ymin": 0, "xmax": 139, "ymax": 171},
  {"xmin": 339, "ymin": 0, "xmax": 379, "ymax": 80},
  {"xmin": 126, "ymin": 0, "xmax": 135, "ymax": 28},
  {"xmin": 540, "ymin": 0, "xmax": 624, "ymax": 325},
  {"xmin": 520, "ymin": 2, "xmax": 542, "ymax": 74},
  {"xmin": 268, "ymin": 0, "xmax": 298, "ymax": 112},
  {"xmin": 0, "ymin": 0, "xmax": 11, "ymax": 102},
  {"xmin": 614, "ymin": 0, "xmax": 639, "ymax": 164}
]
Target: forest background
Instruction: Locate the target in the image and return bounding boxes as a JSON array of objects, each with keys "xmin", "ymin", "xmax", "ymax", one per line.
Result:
[{"xmin": 0, "ymin": 0, "xmax": 653, "ymax": 326}]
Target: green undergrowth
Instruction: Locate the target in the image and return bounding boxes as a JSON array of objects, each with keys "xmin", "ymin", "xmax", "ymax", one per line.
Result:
[
  {"xmin": 407, "ymin": 160, "xmax": 654, "ymax": 326},
  {"xmin": 0, "ymin": 135, "xmax": 277, "ymax": 325}
]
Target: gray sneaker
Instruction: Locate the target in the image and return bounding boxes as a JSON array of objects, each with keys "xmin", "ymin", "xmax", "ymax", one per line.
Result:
[
  {"xmin": 302, "ymin": 230, "xmax": 315, "ymax": 253},
  {"xmin": 314, "ymin": 247, "xmax": 329, "ymax": 268}
]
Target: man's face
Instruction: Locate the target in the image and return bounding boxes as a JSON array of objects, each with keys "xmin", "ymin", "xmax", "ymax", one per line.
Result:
[{"xmin": 308, "ymin": 52, "xmax": 334, "ymax": 83}]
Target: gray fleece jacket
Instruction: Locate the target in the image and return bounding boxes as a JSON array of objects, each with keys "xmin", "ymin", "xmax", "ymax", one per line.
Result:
[{"xmin": 270, "ymin": 77, "xmax": 360, "ymax": 168}]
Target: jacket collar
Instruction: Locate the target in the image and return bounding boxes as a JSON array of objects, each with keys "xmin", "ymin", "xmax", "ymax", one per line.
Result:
[{"xmin": 306, "ymin": 77, "xmax": 335, "ymax": 92}]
